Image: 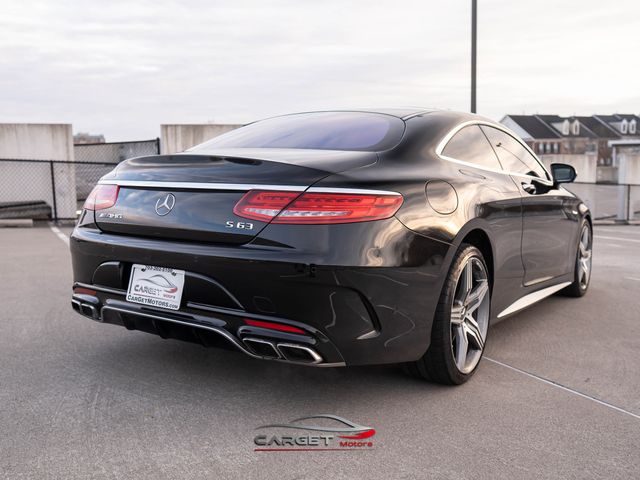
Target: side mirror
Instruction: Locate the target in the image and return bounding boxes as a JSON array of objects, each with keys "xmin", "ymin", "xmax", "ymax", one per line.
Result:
[{"xmin": 550, "ymin": 163, "xmax": 576, "ymax": 184}]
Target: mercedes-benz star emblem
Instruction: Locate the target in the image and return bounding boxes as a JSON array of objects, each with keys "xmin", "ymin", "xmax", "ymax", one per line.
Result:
[{"xmin": 155, "ymin": 193, "xmax": 176, "ymax": 216}]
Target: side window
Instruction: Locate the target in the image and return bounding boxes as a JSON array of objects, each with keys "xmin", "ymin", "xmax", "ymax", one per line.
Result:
[
  {"xmin": 480, "ymin": 126, "xmax": 549, "ymax": 180},
  {"xmin": 441, "ymin": 125, "xmax": 502, "ymax": 170}
]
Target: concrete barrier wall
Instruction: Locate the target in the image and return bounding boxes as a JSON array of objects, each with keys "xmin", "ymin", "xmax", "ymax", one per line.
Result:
[
  {"xmin": 539, "ymin": 154, "xmax": 597, "ymax": 183},
  {"xmin": 160, "ymin": 124, "xmax": 242, "ymax": 154},
  {"xmin": 0, "ymin": 123, "xmax": 73, "ymax": 160},
  {"xmin": 616, "ymin": 151, "xmax": 640, "ymax": 185},
  {"xmin": 0, "ymin": 124, "xmax": 76, "ymax": 219}
]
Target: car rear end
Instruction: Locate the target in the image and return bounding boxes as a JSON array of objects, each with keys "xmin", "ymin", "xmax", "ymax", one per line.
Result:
[{"xmin": 70, "ymin": 112, "xmax": 450, "ymax": 367}]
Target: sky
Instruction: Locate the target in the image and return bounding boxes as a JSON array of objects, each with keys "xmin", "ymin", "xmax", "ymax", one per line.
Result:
[{"xmin": 1, "ymin": 0, "xmax": 639, "ymax": 141}]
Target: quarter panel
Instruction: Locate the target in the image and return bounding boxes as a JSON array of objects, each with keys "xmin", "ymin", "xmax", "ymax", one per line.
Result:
[{"xmin": 309, "ymin": 113, "xmax": 528, "ymax": 321}]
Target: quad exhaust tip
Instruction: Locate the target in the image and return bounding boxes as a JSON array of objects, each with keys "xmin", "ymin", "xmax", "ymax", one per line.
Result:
[
  {"xmin": 276, "ymin": 343, "xmax": 323, "ymax": 364},
  {"xmin": 71, "ymin": 299, "xmax": 101, "ymax": 322},
  {"xmin": 242, "ymin": 337, "xmax": 280, "ymax": 359},
  {"xmin": 242, "ymin": 337, "xmax": 323, "ymax": 364}
]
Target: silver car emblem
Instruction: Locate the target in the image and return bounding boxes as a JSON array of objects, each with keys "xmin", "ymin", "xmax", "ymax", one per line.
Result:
[{"xmin": 155, "ymin": 193, "xmax": 176, "ymax": 216}]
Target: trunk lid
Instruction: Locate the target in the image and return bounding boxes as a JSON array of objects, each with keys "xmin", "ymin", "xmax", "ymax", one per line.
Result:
[{"xmin": 93, "ymin": 149, "xmax": 376, "ymax": 244}]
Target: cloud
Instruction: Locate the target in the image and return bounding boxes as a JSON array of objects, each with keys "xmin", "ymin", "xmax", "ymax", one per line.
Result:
[{"xmin": 0, "ymin": 0, "xmax": 638, "ymax": 140}]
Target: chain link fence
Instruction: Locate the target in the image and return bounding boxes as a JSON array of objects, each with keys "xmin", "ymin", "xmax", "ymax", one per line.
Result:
[
  {"xmin": 0, "ymin": 139, "xmax": 159, "ymax": 220},
  {"xmin": 0, "ymin": 153, "xmax": 638, "ymax": 222},
  {"xmin": 74, "ymin": 139, "xmax": 159, "ymax": 163},
  {"xmin": 74, "ymin": 139, "xmax": 160, "ymax": 200},
  {"xmin": 565, "ymin": 183, "xmax": 640, "ymax": 222}
]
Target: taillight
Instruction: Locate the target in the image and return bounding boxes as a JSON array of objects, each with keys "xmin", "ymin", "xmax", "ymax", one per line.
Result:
[
  {"xmin": 233, "ymin": 190, "xmax": 300, "ymax": 222},
  {"xmin": 233, "ymin": 190, "xmax": 403, "ymax": 224},
  {"xmin": 83, "ymin": 184, "xmax": 119, "ymax": 210}
]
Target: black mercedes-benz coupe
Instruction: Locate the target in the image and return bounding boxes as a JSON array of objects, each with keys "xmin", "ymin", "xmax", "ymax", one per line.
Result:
[{"xmin": 70, "ymin": 108, "xmax": 592, "ymax": 384}]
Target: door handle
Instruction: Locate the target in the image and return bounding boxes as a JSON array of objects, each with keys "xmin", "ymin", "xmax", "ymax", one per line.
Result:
[{"xmin": 521, "ymin": 182, "xmax": 537, "ymax": 194}]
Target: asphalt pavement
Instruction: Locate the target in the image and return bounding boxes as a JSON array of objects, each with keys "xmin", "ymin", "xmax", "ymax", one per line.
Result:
[{"xmin": 0, "ymin": 224, "xmax": 638, "ymax": 479}]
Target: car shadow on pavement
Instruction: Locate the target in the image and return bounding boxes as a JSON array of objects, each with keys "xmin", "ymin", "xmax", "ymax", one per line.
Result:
[{"xmin": 76, "ymin": 328, "xmax": 454, "ymax": 408}]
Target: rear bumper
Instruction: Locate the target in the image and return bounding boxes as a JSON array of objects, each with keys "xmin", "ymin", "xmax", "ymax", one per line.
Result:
[
  {"xmin": 71, "ymin": 294, "xmax": 342, "ymax": 366},
  {"xmin": 70, "ymin": 222, "xmax": 451, "ymax": 366}
]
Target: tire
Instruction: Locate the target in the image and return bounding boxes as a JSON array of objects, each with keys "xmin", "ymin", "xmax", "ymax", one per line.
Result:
[
  {"xmin": 561, "ymin": 219, "xmax": 592, "ymax": 297},
  {"xmin": 406, "ymin": 244, "xmax": 491, "ymax": 385}
]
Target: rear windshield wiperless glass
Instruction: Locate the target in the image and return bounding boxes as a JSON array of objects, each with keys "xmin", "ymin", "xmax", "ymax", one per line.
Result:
[{"xmin": 189, "ymin": 112, "xmax": 405, "ymax": 152}]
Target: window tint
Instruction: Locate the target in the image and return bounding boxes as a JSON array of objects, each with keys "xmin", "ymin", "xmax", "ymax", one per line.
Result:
[
  {"xmin": 189, "ymin": 112, "xmax": 405, "ymax": 152},
  {"xmin": 480, "ymin": 126, "xmax": 549, "ymax": 179},
  {"xmin": 441, "ymin": 125, "xmax": 501, "ymax": 170}
]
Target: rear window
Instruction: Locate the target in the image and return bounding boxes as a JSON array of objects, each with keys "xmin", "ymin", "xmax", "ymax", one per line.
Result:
[{"xmin": 189, "ymin": 112, "xmax": 405, "ymax": 152}]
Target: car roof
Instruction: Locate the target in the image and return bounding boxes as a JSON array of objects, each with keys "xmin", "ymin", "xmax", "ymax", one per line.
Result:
[
  {"xmin": 276, "ymin": 108, "xmax": 438, "ymax": 120},
  {"xmin": 284, "ymin": 109, "xmax": 505, "ymax": 126},
  {"xmin": 350, "ymin": 107, "xmax": 438, "ymax": 119}
]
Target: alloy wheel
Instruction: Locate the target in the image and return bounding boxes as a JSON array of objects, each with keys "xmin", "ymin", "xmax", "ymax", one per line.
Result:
[
  {"xmin": 578, "ymin": 225, "xmax": 592, "ymax": 290},
  {"xmin": 450, "ymin": 257, "xmax": 490, "ymax": 374}
]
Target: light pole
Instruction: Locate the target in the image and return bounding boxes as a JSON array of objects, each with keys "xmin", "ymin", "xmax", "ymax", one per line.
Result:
[{"xmin": 471, "ymin": 0, "xmax": 477, "ymax": 113}]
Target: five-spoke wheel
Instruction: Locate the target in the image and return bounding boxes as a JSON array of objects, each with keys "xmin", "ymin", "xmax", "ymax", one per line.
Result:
[
  {"xmin": 406, "ymin": 244, "xmax": 491, "ymax": 384},
  {"xmin": 577, "ymin": 225, "xmax": 592, "ymax": 290},
  {"xmin": 562, "ymin": 220, "xmax": 593, "ymax": 297},
  {"xmin": 450, "ymin": 257, "xmax": 490, "ymax": 374}
]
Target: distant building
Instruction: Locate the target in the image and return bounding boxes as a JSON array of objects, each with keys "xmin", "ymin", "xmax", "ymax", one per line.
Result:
[
  {"xmin": 73, "ymin": 132, "xmax": 105, "ymax": 144},
  {"xmin": 501, "ymin": 114, "xmax": 640, "ymax": 184}
]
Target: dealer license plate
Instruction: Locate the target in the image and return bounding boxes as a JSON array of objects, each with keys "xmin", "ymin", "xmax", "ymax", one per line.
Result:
[{"xmin": 126, "ymin": 264, "xmax": 185, "ymax": 311}]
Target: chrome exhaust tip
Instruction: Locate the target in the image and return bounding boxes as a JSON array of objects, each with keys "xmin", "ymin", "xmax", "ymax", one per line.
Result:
[
  {"xmin": 72, "ymin": 299, "xmax": 100, "ymax": 321},
  {"xmin": 242, "ymin": 337, "xmax": 281, "ymax": 359},
  {"xmin": 81, "ymin": 303, "xmax": 98, "ymax": 320},
  {"xmin": 71, "ymin": 299, "xmax": 81, "ymax": 312},
  {"xmin": 276, "ymin": 343, "xmax": 323, "ymax": 364}
]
